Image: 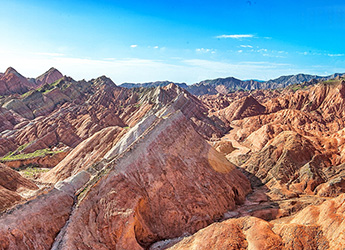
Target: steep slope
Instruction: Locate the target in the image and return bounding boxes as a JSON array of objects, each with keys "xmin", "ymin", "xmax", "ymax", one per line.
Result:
[
  {"xmin": 42, "ymin": 126, "xmax": 126, "ymax": 183},
  {"xmin": 35, "ymin": 67, "xmax": 63, "ymax": 86},
  {"xmin": 0, "ymin": 111, "xmax": 251, "ymax": 249},
  {"xmin": 212, "ymin": 95, "xmax": 266, "ymax": 125},
  {"xmin": 0, "ymin": 67, "xmax": 37, "ymax": 95},
  {"xmin": 167, "ymin": 193, "xmax": 345, "ymax": 250},
  {"xmin": 0, "ymin": 163, "xmax": 38, "ymax": 211},
  {"xmin": 52, "ymin": 111, "xmax": 250, "ymax": 249},
  {"xmin": 0, "ymin": 171, "xmax": 91, "ymax": 250}
]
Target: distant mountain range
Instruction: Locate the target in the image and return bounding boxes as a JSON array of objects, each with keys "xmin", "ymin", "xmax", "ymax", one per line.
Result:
[
  {"xmin": 120, "ymin": 73, "xmax": 345, "ymax": 95},
  {"xmin": 1, "ymin": 66, "xmax": 344, "ymax": 97}
]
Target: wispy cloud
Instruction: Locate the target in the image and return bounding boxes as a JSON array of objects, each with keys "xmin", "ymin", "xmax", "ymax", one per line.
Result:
[
  {"xmin": 298, "ymin": 51, "xmax": 344, "ymax": 57},
  {"xmin": 182, "ymin": 59, "xmax": 298, "ymax": 81},
  {"xmin": 196, "ymin": 48, "xmax": 216, "ymax": 54},
  {"xmin": 327, "ymin": 53, "xmax": 344, "ymax": 57},
  {"xmin": 216, "ymin": 34, "xmax": 254, "ymax": 39},
  {"xmin": 32, "ymin": 52, "xmax": 65, "ymax": 57},
  {"xmin": 240, "ymin": 45, "xmax": 253, "ymax": 48},
  {"xmin": 130, "ymin": 45, "xmax": 138, "ymax": 48},
  {"xmin": 154, "ymin": 46, "xmax": 159, "ymax": 49}
]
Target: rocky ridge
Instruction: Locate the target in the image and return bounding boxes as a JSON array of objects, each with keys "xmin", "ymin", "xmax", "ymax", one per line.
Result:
[
  {"xmin": 0, "ymin": 68, "xmax": 345, "ymax": 249},
  {"xmin": 120, "ymin": 73, "xmax": 344, "ymax": 95}
]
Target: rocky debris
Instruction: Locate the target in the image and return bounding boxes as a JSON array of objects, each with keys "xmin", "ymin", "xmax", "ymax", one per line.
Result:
[
  {"xmin": 212, "ymin": 140, "xmax": 236, "ymax": 155},
  {"xmin": 51, "ymin": 111, "xmax": 250, "ymax": 249}
]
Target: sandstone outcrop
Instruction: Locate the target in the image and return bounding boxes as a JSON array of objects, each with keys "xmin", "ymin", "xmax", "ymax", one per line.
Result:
[
  {"xmin": 2, "ymin": 69, "xmax": 345, "ymax": 250},
  {"xmin": 166, "ymin": 193, "xmax": 345, "ymax": 250},
  {"xmin": 0, "ymin": 163, "xmax": 38, "ymax": 211},
  {"xmin": 0, "ymin": 67, "xmax": 37, "ymax": 96},
  {"xmin": 43, "ymin": 126, "xmax": 125, "ymax": 183},
  {"xmin": 50, "ymin": 111, "xmax": 251, "ymax": 249},
  {"xmin": 0, "ymin": 171, "xmax": 90, "ymax": 249},
  {"xmin": 35, "ymin": 67, "xmax": 63, "ymax": 86}
]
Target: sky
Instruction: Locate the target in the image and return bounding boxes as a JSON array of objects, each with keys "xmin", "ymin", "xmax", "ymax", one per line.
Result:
[{"xmin": 1, "ymin": 0, "xmax": 345, "ymax": 84}]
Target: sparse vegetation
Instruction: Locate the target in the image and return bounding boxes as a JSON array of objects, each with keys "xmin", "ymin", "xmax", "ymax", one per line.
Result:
[
  {"xmin": 21, "ymin": 90, "xmax": 35, "ymax": 98},
  {"xmin": 37, "ymin": 78, "xmax": 67, "ymax": 94},
  {"xmin": 20, "ymin": 167, "xmax": 50, "ymax": 179},
  {"xmin": 0, "ymin": 148, "xmax": 63, "ymax": 162},
  {"xmin": 323, "ymin": 79, "xmax": 339, "ymax": 85}
]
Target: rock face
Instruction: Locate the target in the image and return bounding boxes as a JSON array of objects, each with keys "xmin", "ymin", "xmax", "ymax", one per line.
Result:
[
  {"xmin": 0, "ymin": 171, "xmax": 91, "ymax": 250},
  {"xmin": 242, "ymin": 131, "xmax": 317, "ymax": 187},
  {"xmin": 0, "ymin": 67, "xmax": 37, "ymax": 95},
  {"xmin": 2, "ymin": 151, "xmax": 69, "ymax": 169},
  {"xmin": 50, "ymin": 111, "xmax": 251, "ymax": 249},
  {"xmin": 35, "ymin": 67, "xmax": 63, "ymax": 86},
  {"xmin": 168, "ymin": 193, "xmax": 345, "ymax": 250},
  {"xmin": 0, "ymin": 163, "xmax": 38, "ymax": 211},
  {"xmin": 43, "ymin": 126, "xmax": 125, "ymax": 183},
  {"xmin": 212, "ymin": 95, "xmax": 266, "ymax": 125},
  {"xmin": 3, "ymin": 68, "xmax": 345, "ymax": 250}
]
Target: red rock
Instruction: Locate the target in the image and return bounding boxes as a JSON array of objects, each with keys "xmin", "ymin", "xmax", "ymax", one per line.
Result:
[
  {"xmin": 42, "ymin": 126, "xmax": 125, "ymax": 183},
  {"xmin": 0, "ymin": 163, "xmax": 38, "ymax": 191},
  {"xmin": 0, "ymin": 163, "xmax": 38, "ymax": 211},
  {"xmin": 53, "ymin": 111, "xmax": 251, "ymax": 249},
  {"xmin": 2, "ymin": 151, "xmax": 69, "ymax": 170},
  {"xmin": 212, "ymin": 95, "xmax": 266, "ymax": 126},
  {"xmin": 166, "ymin": 193, "xmax": 345, "ymax": 250},
  {"xmin": 35, "ymin": 67, "xmax": 63, "ymax": 86},
  {"xmin": 0, "ymin": 171, "xmax": 90, "ymax": 249},
  {"xmin": 0, "ymin": 67, "xmax": 37, "ymax": 95}
]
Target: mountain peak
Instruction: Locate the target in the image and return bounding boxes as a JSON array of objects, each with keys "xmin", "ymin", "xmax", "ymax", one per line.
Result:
[
  {"xmin": 36, "ymin": 67, "xmax": 63, "ymax": 86},
  {"xmin": 4, "ymin": 67, "xmax": 21, "ymax": 77},
  {"xmin": 91, "ymin": 75, "xmax": 117, "ymax": 87}
]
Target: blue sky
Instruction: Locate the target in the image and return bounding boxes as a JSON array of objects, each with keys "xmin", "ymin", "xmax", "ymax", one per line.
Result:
[{"xmin": 1, "ymin": 0, "xmax": 345, "ymax": 83}]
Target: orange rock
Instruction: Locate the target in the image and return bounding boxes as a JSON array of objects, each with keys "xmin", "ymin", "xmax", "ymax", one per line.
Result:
[
  {"xmin": 0, "ymin": 163, "xmax": 38, "ymax": 211},
  {"xmin": 54, "ymin": 111, "xmax": 251, "ymax": 249}
]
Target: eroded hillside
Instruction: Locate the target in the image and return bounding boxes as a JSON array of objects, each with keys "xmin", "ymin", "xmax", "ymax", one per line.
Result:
[{"xmin": 1, "ymin": 68, "xmax": 345, "ymax": 249}]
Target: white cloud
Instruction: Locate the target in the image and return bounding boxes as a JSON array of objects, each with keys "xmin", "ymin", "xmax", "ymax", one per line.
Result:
[
  {"xmin": 130, "ymin": 45, "xmax": 138, "ymax": 48},
  {"xmin": 327, "ymin": 53, "xmax": 344, "ymax": 57},
  {"xmin": 240, "ymin": 45, "xmax": 253, "ymax": 48},
  {"xmin": 216, "ymin": 34, "xmax": 254, "ymax": 39},
  {"xmin": 154, "ymin": 46, "xmax": 159, "ymax": 49},
  {"xmin": 196, "ymin": 48, "xmax": 216, "ymax": 53},
  {"xmin": 257, "ymin": 48, "xmax": 268, "ymax": 52},
  {"xmin": 1, "ymin": 49, "xmax": 344, "ymax": 84},
  {"xmin": 238, "ymin": 50, "xmax": 243, "ymax": 53},
  {"xmin": 32, "ymin": 52, "xmax": 65, "ymax": 57}
]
